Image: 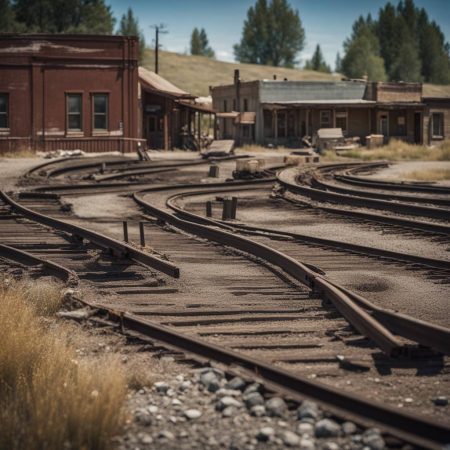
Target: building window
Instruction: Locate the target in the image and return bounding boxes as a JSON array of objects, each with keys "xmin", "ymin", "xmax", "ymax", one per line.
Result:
[
  {"xmin": 223, "ymin": 99, "xmax": 227, "ymax": 112},
  {"xmin": 243, "ymin": 125, "xmax": 250, "ymax": 138},
  {"xmin": 0, "ymin": 94, "xmax": 9, "ymax": 129},
  {"xmin": 335, "ymin": 111, "xmax": 348, "ymax": 134},
  {"xmin": 67, "ymin": 94, "xmax": 82, "ymax": 131},
  {"xmin": 320, "ymin": 110, "xmax": 331, "ymax": 128},
  {"xmin": 93, "ymin": 94, "xmax": 108, "ymax": 130},
  {"xmin": 243, "ymin": 98, "xmax": 248, "ymax": 112},
  {"xmin": 432, "ymin": 113, "xmax": 444, "ymax": 138}
]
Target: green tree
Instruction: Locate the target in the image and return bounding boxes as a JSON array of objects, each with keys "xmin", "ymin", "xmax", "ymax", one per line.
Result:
[
  {"xmin": 341, "ymin": 16, "xmax": 387, "ymax": 81},
  {"xmin": 377, "ymin": 2, "xmax": 397, "ymax": 74},
  {"xmin": 12, "ymin": 0, "xmax": 115, "ymax": 34},
  {"xmin": 0, "ymin": 0, "xmax": 21, "ymax": 31},
  {"xmin": 190, "ymin": 28, "xmax": 202, "ymax": 55},
  {"xmin": 234, "ymin": 0, "xmax": 305, "ymax": 67},
  {"xmin": 304, "ymin": 45, "xmax": 331, "ymax": 73},
  {"xmin": 199, "ymin": 28, "xmax": 215, "ymax": 58},
  {"xmin": 117, "ymin": 7, "xmax": 145, "ymax": 62},
  {"xmin": 335, "ymin": 52, "xmax": 342, "ymax": 73},
  {"xmin": 191, "ymin": 28, "xmax": 215, "ymax": 58}
]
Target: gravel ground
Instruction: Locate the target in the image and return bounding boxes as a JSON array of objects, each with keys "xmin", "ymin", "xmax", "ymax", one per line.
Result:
[{"xmin": 0, "ymin": 157, "xmax": 43, "ymax": 190}]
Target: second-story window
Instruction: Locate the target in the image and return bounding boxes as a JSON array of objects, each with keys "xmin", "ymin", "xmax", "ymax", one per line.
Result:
[
  {"xmin": 0, "ymin": 93, "xmax": 10, "ymax": 129},
  {"xmin": 93, "ymin": 94, "xmax": 108, "ymax": 130},
  {"xmin": 67, "ymin": 94, "xmax": 82, "ymax": 131}
]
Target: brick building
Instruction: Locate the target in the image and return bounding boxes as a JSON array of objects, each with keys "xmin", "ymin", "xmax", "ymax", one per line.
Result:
[
  {"xmin": 0, "ymin": 34, "xmax": 139, "ymax": 153},
  {"xmin": 211, "ymin": 73, "xmax": 450, "ymax": 147}
]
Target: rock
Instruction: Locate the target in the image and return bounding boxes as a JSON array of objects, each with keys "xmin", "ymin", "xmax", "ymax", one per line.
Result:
[
  {"xmin": 56, "ymin": 307, "xmax": 95, "ymax": 321},
  {"xmin": 244, "ymin": 392, "xmax": 265, "ymax": 409},
  {"xmin": 433, "ymin": 396, "xmax": 448, "ymax": 406},
  {"xmin": 157, "ymin": 430, "xmax": 175, "ymax": 440},
  {"xmin": 139, "ymin": 433, "xmax": 153, "ymax": 445},
  {"xmin": 171, "ymin": 398, "xmax": 182, "ymax": 406},
  {"xmin": 215, "ymin": 388, "xmax": 242, "ymax": 397},
  {"xmin": 184, "ymin": 409, "xmax": 202, "ymax": 420},
  {"xmin": 198, "ymin": 367, "xmax": 225, "ymax": 379},
  {"xmin": 222, "ymin": 406, "xmax": 236, "ymax": 417},
  {"xmin": 148, "ymin": 405, "xmax": 158, "ymax": 414},
  {"xmin": 281, "ymin": 430, "xmax": 300, "ymax": 447},
  {"xmin": 322, "ymin": 443, "xmax": 339, "ymax": 450},
  {"xmin": 299, "ymin": 438, "xmax": 316, "ymax": 450},
  {"xmin": 243, "ymin": 383, "xmax": 261, "ymax": 395},
  {"xmin": 342, "ymin": 421, "xmax": 357, "ymax": 435},
  {"xmin": 216, "ymin": 396, "xmax": 242, "ymax": 411},
  {"xmin": 265, "ymin": 397, "xmax": 287, "ymax": 417},
  {"xmin": 362, "ymin": 429, "xmax": 385, "ymax": 450},
  {"xmin": 179, "ymin": 380, "xmax": 191, "ymax": 391},
  {"xmin": 134, "ymin": 409, "xmax": 152, "ymax": 426},
  {"xmin": 154, "ymin": 381, "xmax": 170, "ymax": 394},
  {"xmin": 256, "ymin": 427, "xmax": 275, "ymax": 442},
  {"xmin": 249, "ymin": 405, "xmax": 266, "ymax": 417},
  {"xmin": 297, "ymin": 422, "xmax": 314, "ymax": 436},
  {"xmin": 315, "ymin": 419, "xmax": 340, "ymax": 438},
  {"xmin": 200, "ymin": 371, "xmax": 220, "ymax": 392},
  {"xmin": 297, "ymin": 400, "xmax": 320, "ymax": 421},
  {"xmin": 226, "ymin": 376, "xmax": 246, "ymax": 391}
]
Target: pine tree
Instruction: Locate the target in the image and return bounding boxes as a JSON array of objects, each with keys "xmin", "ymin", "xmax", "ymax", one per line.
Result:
[
  {"xmin": 304, "ymin": 45, "xmax": 330, "ymax": 73},
  {"xmin": 377, "ymin": 3, "xmax": 397, "ymax": 75},
  {"xmin": 234, "ymin": 0, "xmax": 305, "ymax": 67},
  {"xmin": 199, "ymin": 28, "xmax": 215, "ymax": 58},
  {"xmin": 341, "ymin": 16, "xmax": 387, "ymax": 81},
  {"xmin": 117, "ymin": 7, "xmax": 146, "ymax": 62},
  {"xmin": 190, "ymin": 28, "xmax": 203, "ymax": 55},
  {"xmin": 0, "ymin": 0, "xmax": 21, "ymax": 31},
  {"xmin": 335, "ymin": 52, "xmax": 342, "ymax": 73},
  {"xmin": 12, "ymin": 0, "xmax": 115, "ymax": 34}
]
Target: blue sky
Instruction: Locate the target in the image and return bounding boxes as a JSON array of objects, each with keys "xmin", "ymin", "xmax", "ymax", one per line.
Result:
[{"xmin": 109, "ymin": 0, "xmax": 450, "ymax": 68}]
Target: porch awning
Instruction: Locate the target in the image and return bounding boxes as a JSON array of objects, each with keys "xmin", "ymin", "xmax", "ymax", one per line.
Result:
[
  {"xmin": 217, "ymin": 112, "xmax": 239, "ymax": 119},
  {"xmin": 176, "ymin": 100, "xmax": 215, "ymax": 114},
  {"xmin": 262, "ymin": 99, "xmax": 376, "ymax": 109},
  {"xmin": 235, "ymin": 112, "xmax": 256, "ymax": 125}
]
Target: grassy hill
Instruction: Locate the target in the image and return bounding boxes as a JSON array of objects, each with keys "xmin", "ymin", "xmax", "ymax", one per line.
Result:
[
  {"xmin": 141, "ymin": 49, "xmax": 339, "ymax": 97},
  {"xmin": 141, "ymin": 49, "xmax": 450, "ymax": 99}
]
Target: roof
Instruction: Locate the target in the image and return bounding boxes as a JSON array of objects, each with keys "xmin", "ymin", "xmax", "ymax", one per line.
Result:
[
  {"xmin": 235, "ymin": 112, "xmax": 256, "ymax": 124},
  {"xmin": 263, "ymin": 99, "xmax": 375, "ymax": 107},
  {"xmin": 259, "ymin": 80, "xmax": 368, "ymax": 103},
  {"xmin": 216, "ymin": 112, "xmax": 239, "ymax": 119},
  {"xmin": 177, "ymin": 99, "xmax": 215, "ymax": 114},
  {"xmin": 139, "ymin": 67, "xmax": 194, "ymax": 99}
]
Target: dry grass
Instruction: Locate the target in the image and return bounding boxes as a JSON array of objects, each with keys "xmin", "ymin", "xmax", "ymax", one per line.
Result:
[
  {"xmin": 335, "ymin": 139, "xmax": 450, "ymax": 161},
  {"xmin": 0, "ymin": 146, "xmax": 36, "ymax": 158},
  {"xmin": 142, "ymin": 49, "xmax": 339, "ymax": 97},
  {"xmin": 0, "ymin": 278, "xmax": 127, "ymax": 450},
  {"xmin": 402, "ymin": 168, "xmax": 450, "ymax": 181}
]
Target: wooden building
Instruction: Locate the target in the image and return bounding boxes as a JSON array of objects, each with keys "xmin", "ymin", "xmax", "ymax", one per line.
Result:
[
  {"xmin": 139, "ymin": 67, "xmax": 215, "ymax": 150},
  {"xmin": 211, "ymin": 73, "xmax": 450, "ymax": 147},
  {"xmin": 0, "ymin": 34, "xmax": 140, "ymax": 154}
]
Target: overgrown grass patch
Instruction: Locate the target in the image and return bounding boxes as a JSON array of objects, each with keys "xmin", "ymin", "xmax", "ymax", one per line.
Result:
[
  {"xmin": 402, "ymin": 168, "xmax": 450, "ymax": 181},
  {"xmin": 0, "ymin": 278, "xmax": 127, "ymax": 450},
  {"xmin": 335, "ymin": 139, "xmax": 450, "ymax": 161}
]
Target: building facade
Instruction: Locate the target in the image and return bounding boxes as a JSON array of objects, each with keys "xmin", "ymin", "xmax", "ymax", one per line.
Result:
[
  {"xmin": 0, "ymin": 34, "xmax": 139, "ymax": 154},
  {"xmin": 211, "ymin": 74, "xmax": 450, "ymax": 147}
]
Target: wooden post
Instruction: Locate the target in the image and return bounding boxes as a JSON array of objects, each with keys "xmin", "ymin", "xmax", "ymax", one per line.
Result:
[
  {"xmin": 206, "ymin": 201, "xmax": 212, "ymax": 217},
  {"xmin": 122, "ymin": 221, "xmax": 128, "ymax": 243},
  {"xmin": 306, "ymin": 109, "xmax": 310, "ymax": 136},
  {"xmin": 231, "ymin": 197, "xmax": 238, "ymax": 219},
  {"xmin": 208, "ymin": 165, "xmax": 219, "ymax": 177},
  {"xmin": 274, "ymin": 110, "xmax": 278, "ymax": 144},
  {"xmin": 139, "ymin": 221, "xmax": 145, "ymax": 247},
  {"xmin": 222, "ymin": 198, "xmax": 231, "ymax": 220},
  {"xmin": 197, "ymin": 112, "xmax": 201, "ymax": 147}
]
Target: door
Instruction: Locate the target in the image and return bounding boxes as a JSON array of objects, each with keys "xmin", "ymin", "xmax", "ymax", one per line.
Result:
[
  {"xmin": 414, "ymin": 112, "xmax": 421, "ymax": 144},
  {"xmin": 145, "ymin": 114, "xmax": 163, "ymax": 149},
  {"xmin": 378, "ymin": 113, "xmax": 388, "ymax": 142}
]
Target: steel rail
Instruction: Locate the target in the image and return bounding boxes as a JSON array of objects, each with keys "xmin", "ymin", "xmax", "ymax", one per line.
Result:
[
  {"xmin": 337, "ymin": 168, "xmax": 450, "ymax": 194},
  {"xmin": 312, "ymin": 175, "xmax": 450, "ymax": 207},
  {"xmin": 0, "ymin": 190, "xmax": 180, "ymax": 278},
  {"xmin": 278, "ymin": 168, "xmax": 450, "ymax": 235},
  {"xmin": 161, "ymin": 184, "xmax": 450, "ymax": 270},
  {"xmin": 162, "ymin": 185, "xmax": 450, "ymax": 355},
  {"xmin": 134, "ymin": 189, "xmax": 404, "ymax": 357},
  {"xmin": 1, "ymin": 225, "xmax": 449, "ymax": 449},
  {"xmin": 305, "ymin": 175, "xmax": 450, "ymax": 221}
]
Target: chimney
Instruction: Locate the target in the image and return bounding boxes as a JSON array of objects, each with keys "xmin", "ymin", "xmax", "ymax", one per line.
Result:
[{"xmin": 234, "ymin": 69, "xmax": 241, "ymax": 112}]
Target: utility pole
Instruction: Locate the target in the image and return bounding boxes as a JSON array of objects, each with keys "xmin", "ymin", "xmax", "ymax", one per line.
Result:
[{"xmin": 151, "ymin": 24, "xmax": 168, "ymax": 74}]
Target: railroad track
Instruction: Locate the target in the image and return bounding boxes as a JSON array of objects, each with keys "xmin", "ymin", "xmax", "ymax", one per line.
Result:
[
  {"xmin": 278, "ymin": 165, "xmax": 450, "ymax": 235},
  {"xmin": 1, "ymin": 188, "xmax": 450, "ymax": 448}
]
